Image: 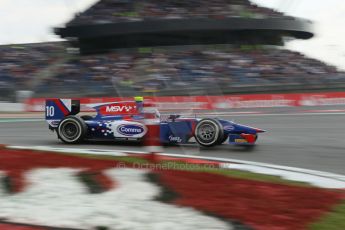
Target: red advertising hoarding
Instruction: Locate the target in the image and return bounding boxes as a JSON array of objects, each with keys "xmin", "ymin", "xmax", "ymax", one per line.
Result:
[{"xmin": 24, "ymin": 92, "xmax": 345, "ymax": 112}]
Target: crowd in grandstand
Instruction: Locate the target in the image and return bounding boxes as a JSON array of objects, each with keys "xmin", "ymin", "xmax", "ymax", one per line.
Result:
[
  {"xmin": 33, "ymin": 45, "xmax": 345, "ymax": 97},
  {"xmin": 1, "ymin": 42, "xmax": 344, "ymax": 98},
  {"xmin": 69, "ymin": 0, "xmax": 291, "ymax": 26},
  {"xmin": 0, "ymin": 43, "xmax": 63, "ymax": 91},
  {"xmin": 1, "ymin": 1, "xmax": 343, "ymax": 101}
]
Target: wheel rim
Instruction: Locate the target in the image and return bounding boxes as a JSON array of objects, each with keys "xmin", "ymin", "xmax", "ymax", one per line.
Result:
[
  {"xmin": 197, "ymin": 123, "xmax": 216, "ymax": 142},
  {"xmin": 61, "ymin": 122, "xmax": 80, "ymax": 140}
]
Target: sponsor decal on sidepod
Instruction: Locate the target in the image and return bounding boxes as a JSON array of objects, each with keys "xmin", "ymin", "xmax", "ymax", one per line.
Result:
[
  {"xmin": 106, "ymin": 105, "xmax": 135, "ymax": 113},
  {"xmin": 117, "ymin": 124, "xmax": 145, "ymax": 136},
  {"xmin": 169, "ymin": 135, "xmax": 182, "ymax": 143}
]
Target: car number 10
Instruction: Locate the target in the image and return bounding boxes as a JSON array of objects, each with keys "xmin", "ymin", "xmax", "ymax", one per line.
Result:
[{"xmin": 46, "ymin": 106, "xmax": 55, "ymax": 117}]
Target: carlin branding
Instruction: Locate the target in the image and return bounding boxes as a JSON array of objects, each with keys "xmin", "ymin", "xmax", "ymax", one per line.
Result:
[{"xmin": 52, "ymin": 120, "xmax": 60, "ymax": 126}]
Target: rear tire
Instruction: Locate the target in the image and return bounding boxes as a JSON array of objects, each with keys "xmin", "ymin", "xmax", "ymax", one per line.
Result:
[
  {"xmin": 81, "ymin": 115, "xmax": 94, "ymax": 121},
  {"xmin": 57, "ymin": 116, "xmax": 88, "ymax": 144},
  {"xmin": 194, "ymin": 118, "xmax": 224, "ymax": 147}
]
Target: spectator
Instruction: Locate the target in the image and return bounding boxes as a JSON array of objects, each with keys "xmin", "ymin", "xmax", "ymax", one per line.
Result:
[
  {"xmin": 34, "ymin": 45, "xmax": 345, "ymax": 97},
  {"xmin": 68, "ymin": 0, "xmax": 293, "ymax": 26}
]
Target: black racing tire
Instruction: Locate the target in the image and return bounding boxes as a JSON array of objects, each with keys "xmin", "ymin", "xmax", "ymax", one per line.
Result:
[
  {"xmin": 80, "ymin": 115, "xmax": 94, "ymax": 121},
  {"xmin": 217, "ymin": 134, "xmax": 229, "ymax": 145},
  {"xmin": 194, "ymin": 118, "xmax": 224, "ymax": 147},
  {"xmin": 57, "ymin": 116, "xmax": 88, "ymax": 144}
]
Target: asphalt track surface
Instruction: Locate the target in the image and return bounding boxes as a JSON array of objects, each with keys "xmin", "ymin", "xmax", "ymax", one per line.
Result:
[{"xmin": 1, "ymin": 108, "xmax": 345, "ymax": 174}]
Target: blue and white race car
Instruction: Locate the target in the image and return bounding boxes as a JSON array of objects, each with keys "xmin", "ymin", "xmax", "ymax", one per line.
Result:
[{"xmin": 45, "ymin": 98, "xmax": 265, "ymax": 147}]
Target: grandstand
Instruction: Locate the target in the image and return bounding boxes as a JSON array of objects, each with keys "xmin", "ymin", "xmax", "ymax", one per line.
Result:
[
  {"xmin": 67, "ymin": 0, "xmax": 292, "ymax": 26},
  {"xmin": 56, "ymin": 0, "xmax": 312, "ymax": 53},
  {"xmin": 34, "ymin": 45, "xmax": 345, "ymax": 97},
  {"xmin": 1, "ymin": 0, "xmax": 345, "ymax": 100},
  {"xmin": 0, "ymin": 43, "xmax": 65, "ymax": 101}
]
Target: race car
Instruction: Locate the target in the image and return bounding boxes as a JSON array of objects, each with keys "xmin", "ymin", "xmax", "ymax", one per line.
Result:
[{"xmin": 45, "ymin": 97, "xmax": 265, "ymax": 147}]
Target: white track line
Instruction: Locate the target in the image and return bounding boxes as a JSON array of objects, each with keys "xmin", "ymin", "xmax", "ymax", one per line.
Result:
[
  {"xmin": 7, "ymin": 145, "xmax": 127, "ymax": 156},
  {"xmin": 0, "ymin": 119, "xmax": 43, "ymax": 123}
]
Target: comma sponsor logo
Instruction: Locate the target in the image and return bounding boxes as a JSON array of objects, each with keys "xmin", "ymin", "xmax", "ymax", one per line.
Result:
[{"xmin": 117, "ymin": 124, "xmax": 144, "ymax": 136}]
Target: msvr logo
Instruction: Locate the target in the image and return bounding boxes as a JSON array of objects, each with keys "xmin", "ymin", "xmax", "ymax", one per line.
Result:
[
  {"xmin": 106, "ymin": 105, "xmax": 132, "ymax": 112},
  {"xmin": 99, "ymin": 102, "xmax": 138, "ymax": 115}
]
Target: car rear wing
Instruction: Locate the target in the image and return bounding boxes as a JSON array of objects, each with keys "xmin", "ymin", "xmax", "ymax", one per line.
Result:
[
  {"xmin": 86, "ymin": 97, "xmax": 155, "ymax": 118},
  {"xmin": 45, "ymin": 99, "xmax": 80, "ymax": 128},
  {"xmin": 45, "ymin": 97, "xmax": 156, "ymax": 127},
  {"xmin": 90, "ymin": 101, "xmax": 140, "ymax": 117}
]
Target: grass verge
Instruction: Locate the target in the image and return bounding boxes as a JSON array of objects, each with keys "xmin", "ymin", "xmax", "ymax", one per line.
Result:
[
  {"xmin": 310, "ymin": 201, "xmax": 345, "ymax": 230},
  {"xmin": 159, "ymin": 160, "xmax": 310, "ymax": 187}
]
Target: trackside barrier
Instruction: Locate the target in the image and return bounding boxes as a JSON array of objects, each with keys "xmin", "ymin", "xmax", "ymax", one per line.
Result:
[
  {"xmin": 0, "ymin": 103, "xmax": 24, "ymax": 112},
  {"xmin": 24, "ymin": 92, "xmax": 345, "ymax": 112}
]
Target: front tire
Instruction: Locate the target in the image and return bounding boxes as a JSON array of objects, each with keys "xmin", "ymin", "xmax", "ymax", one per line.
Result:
[
  {"xmin": 218, "ymin": 134, "xmax": 228, "ymax": 145},
  {"xmin": 194, "ymin": 118, "xmax": 224, "ymax": 147},
  {"xmin": 57, "ymin": 116, "xmax": 88, "ymax": 144}
]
